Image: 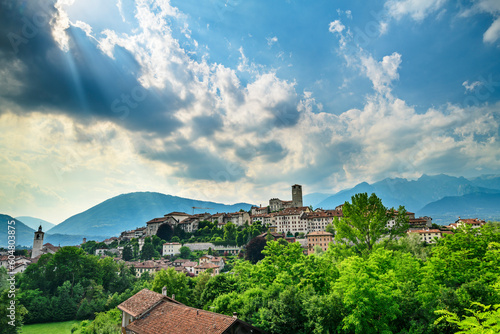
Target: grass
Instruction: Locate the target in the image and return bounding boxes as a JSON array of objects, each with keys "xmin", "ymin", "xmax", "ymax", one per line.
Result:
[{"xmin": 20, "ymin": 320, "xmax": 81, "ymax": 334}]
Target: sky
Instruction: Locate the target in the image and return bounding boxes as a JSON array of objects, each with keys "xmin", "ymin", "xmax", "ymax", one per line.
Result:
[{"xmin": 1, "ymin": 0, "xmax": 499, "ymax": 224}]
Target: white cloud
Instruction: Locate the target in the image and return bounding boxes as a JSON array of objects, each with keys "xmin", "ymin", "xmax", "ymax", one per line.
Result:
[
  {"xmin": 267, "ymin": 36, "xmax": 278, "ymax": 46},
  {"xmin": 360, "ymin": 52, "xmax": 402, "ymax": 95},
  {"xmin": 462, "ymin": 80, "xmax": 483, "ymax": 92},
  {"xmin": 385, "ymin": 0, "xmax": 447, "ymax": 21},
  {"xmin": 484, "ymin": 17, "xmax": 500, "ymax": 43},
  {"xmin": 329, "ymin": 20, "xmax": 345, "ymax": 33}
]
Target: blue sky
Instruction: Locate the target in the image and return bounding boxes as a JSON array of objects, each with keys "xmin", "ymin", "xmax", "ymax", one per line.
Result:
[{"xmin": 0, "ymin": 0, "xmax": 499, "ymax": 223}]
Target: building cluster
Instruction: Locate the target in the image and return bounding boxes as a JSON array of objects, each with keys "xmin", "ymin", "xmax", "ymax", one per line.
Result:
[
  {"xmin": 118, "ymin": 288, "xmax": 265, "ymax": 334},
  {"xmin": 124, "ymin": 254, "xmax": 226, "ymax": 278},
  {"xmin": 406, "ymin": 217, "xmax": 486, "ymax": 244}
]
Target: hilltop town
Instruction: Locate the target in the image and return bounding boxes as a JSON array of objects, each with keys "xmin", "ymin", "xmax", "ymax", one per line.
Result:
[{"xmin": 2, "ymin": 185, "xmax": 487, "ymax": 280}]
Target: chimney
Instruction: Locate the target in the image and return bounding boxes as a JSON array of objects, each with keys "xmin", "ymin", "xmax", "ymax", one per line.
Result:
[
  {"xmin": 233, "ymin": 312, "xmax": 238, "ymax": 319},
  {"xmin": 162, "ymin": 286, "xmax": 167, "ymax": 296},
  {"xmin": 172, "ymin": 294, "xmax": 175, "ymax": 300}
]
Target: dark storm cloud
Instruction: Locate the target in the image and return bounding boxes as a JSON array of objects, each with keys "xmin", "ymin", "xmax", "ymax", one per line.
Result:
[
  {"xmin": 191, "ymin": 114, "xmax": 223, "ymax": 137},
  {"xmin": 0, "ymin": 0, "xmax": 183, "ymax": 134},
  {"xmin": 235, "ymin": 140, "xmax": 288, "ymax": 163},
  {"xmin": 141, "ymin": 138, "xmax": 246, "ymax": 181}
]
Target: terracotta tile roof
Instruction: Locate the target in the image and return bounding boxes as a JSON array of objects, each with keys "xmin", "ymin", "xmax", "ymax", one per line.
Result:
[
  {"xmin": 165, "ymin": 212, "xmax": 192, "ymax": 216},
  {"xmin": 194, "ymin": 263, "xmax": 219, "ymax": 269},
  {"xmin": 126, "ymin": 300, "xmax": 239, "ymax": 334},
  {"xmin": 307, "ymin": 231, "xmax": 333, "ymax": 237},
  {"xmin": 408, "ymin": 229, "xmax": 442, "ymax": 234},
  {"xmin": 146, "ymin": 217, "xmax": 166, "ymax": 224},
  {"xmin": 276, "ymin": 207, "xmax": 308, "ymax": 216},
  {"xmin": 182, "ymin": 261, "xmax": 198, "ymax": 267},
  {"xmin": 118, "ymin": 289, "xmax": 181, "ymax": 318},
  {"xmin": 43, "ymin": 243, "xmax": 60, "ymax": 252},
  {"xmin": 457, "ymin": 218, "xmax": 486, "ymax": 224},
  {"xmin": 173, "ymin": 258, "xmax": 190, "ymax": 264}
]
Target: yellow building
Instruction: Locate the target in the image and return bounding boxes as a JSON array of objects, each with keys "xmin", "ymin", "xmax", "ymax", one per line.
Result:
[{"xmin": 306, "ymin": 231, "xmax": 333, "ymax": 255}]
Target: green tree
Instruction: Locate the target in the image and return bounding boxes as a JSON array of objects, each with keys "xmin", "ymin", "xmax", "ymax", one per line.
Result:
[
  {"xmin": 140, "ymin": 243, "xmax": 155, "ymax": 260},
  {"xmin": 122, "ymin": 245, "xmax": 133, "ymax": 261},
  {"xmin": 333, "ymin": 193, "xmax": 409, "ymax": 254},
  {"xmin": 151, "ymin": 269, "xmax": 190, "ymax": 305},
  {"xmin": 224, "ymin": 222, "xmax": 237, "ymax": 242},
  {"xmin": 179, "ymin": 246, "xmax": 191, "ymax": 259},
  {"xmin": 435, "ymin": 302, "xmax": 500, "ymax": 333}
]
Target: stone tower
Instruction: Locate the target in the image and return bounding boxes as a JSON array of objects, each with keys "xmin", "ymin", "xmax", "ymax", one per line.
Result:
[
  {"xmin": 32, "ymin": 225, "xmax": 44, "ymax": 258},
  {"xmin": 291, "ymin": 184, "xmax": 303, "ymax": 207}
]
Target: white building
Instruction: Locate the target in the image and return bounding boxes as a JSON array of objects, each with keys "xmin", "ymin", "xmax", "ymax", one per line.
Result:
[{"xmin": 162, "ymin": 242, "xmax": 182, "ymax": 256}]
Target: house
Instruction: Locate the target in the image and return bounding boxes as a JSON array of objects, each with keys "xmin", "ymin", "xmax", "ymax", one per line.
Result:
[
  {"xmin": 251, "ymin": 205, "xmax": 268, "ymax": 215},
  {"xmin": 162, "ymin": 242, "xmax": 182, "ymax": 256},
  {"xmin": 251, "ymin": 213, "xmax": 276, "ymax": 226},
  {"xmin": 103, "ymin": 237, "xmax": 119, "ymax": 245},
  {"xmin": 452, "ymin": 217, "xmax": 486, "ymax": 229},
  {"xmin": 194, "ymin": 262, "xmax": 220, "ymax": 276},
  {"xmin": 306, "ymin": 231, "xmax": 333, "ymax": 255},
  {"xmin": 407, "ymin": 229, "xmax": 443, "ymax": 244},
  {"xmin": 182, "ymin": 261, "xmax": 198, "ymax": 275},
  {"xmin": 118, "ymin": 288, "xmax": 266, "ymax": 334},
  {"xmin": 224, "ymin": 211, "xmax": 250, "ymax": 226},
  {"xmin": 95, "ymin": 248, "xmax": 107, "ymax": 256},
  {"xmin": 172, "ymin": 258, "xmax": 190, "ymax": 267},
  {"xmin": 199, "ymin": 255, "xmax": 225, "ymax": 270},
  {"xmin": 118, "ymin": 288, "xmax": 181, "ymax": 331},
  {"xmin": 132, "ymin": 261, "xmax": 160, "ymax": 278},
  {"xmin": 177, "ymin": 217, "xmax": 199, "ymax": 233}
]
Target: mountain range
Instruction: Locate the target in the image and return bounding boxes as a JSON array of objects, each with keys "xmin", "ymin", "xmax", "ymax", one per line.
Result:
[
  {"xmin": 15, "ymin": 216, "xmax": 55, "ymax": 231},
  {"xmin": 4, "ymin": 174, "xmax": 500, "ymax": 246},
  {"xmin": 307, "ymin": 174, "xmax": 500, "ymax": 224},
  {"xmin": 47, "ymin": 192, "xmax": 254, "ymax": 237}
]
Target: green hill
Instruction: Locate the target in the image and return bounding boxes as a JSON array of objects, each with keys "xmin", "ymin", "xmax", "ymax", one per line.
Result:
[{"xmin": 47, "ymin": 191, "xmax": 254, "ymax": 237}]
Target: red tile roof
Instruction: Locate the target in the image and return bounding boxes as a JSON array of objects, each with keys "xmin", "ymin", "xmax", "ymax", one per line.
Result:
[
  {"xmin": 307, "ymin": 231, "xmax": 333, "ymax": 237},
  {"xmin": 117, "ymin": 289, "xmax": 180, "ymax": 318},
  {"xmin": 126, "ymin": 300, "xmax": 237, "ymax": 334},
  {"xmin": 165, "ymin": 212, "xmax": 192, "ymax": 216},
  {"xmin": 408, "ymin": 229, "xmax": 442, "ymax": 234},
  {"xmin": 194, "ymin": 263, "xmax": 219, "ymax": 269},
  {"xmin": 146, "ymin": 217, "xmax": 166, "ymax": 224}
]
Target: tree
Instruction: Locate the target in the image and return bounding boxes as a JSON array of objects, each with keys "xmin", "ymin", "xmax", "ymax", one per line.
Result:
[
  {"xmin": 435, "ymin": 302, "xmax": 500, "ymax": 333},
  {"xmin": 140, "ymin": 243, "xmax": 155, "ymax": 260},
  {"xmin": 152, "ymin": 269, "xmax": 190, "ymax": 305},
  {"xmin": 179, "ymin": 246, "xmax": 191, "ymax": 259},
  {"xmin": 245, "ymin": 237, "xmax": 268, "ymax": 264},
  {"xmin": 122, "ymin": 245, "xmax": 133, "ymax": 261},
  {"xmin": 333, "ymin": 193, "xmax": 408, "ymax": 254},
  {"xmin": 224, "ymin": 222, "xmax": 237, "ymax": 242},
  {"xmin": 325, "ymin": 223, "xmax": 335, "ymax": 235}
]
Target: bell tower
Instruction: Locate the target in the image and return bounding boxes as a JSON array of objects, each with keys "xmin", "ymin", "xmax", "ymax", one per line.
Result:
[
  {"xmin": 291, "ymin": 184, "xmax": 303, "ymax": 207},
  {"xmin": 32, "ymin": 225, "xmax": 44, "ymax": 258}
]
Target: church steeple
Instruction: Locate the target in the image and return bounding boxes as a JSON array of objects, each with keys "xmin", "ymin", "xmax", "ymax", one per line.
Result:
[{"xmin": 32, "ymin": 225, "xmax": 45, "ymax": 258}]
